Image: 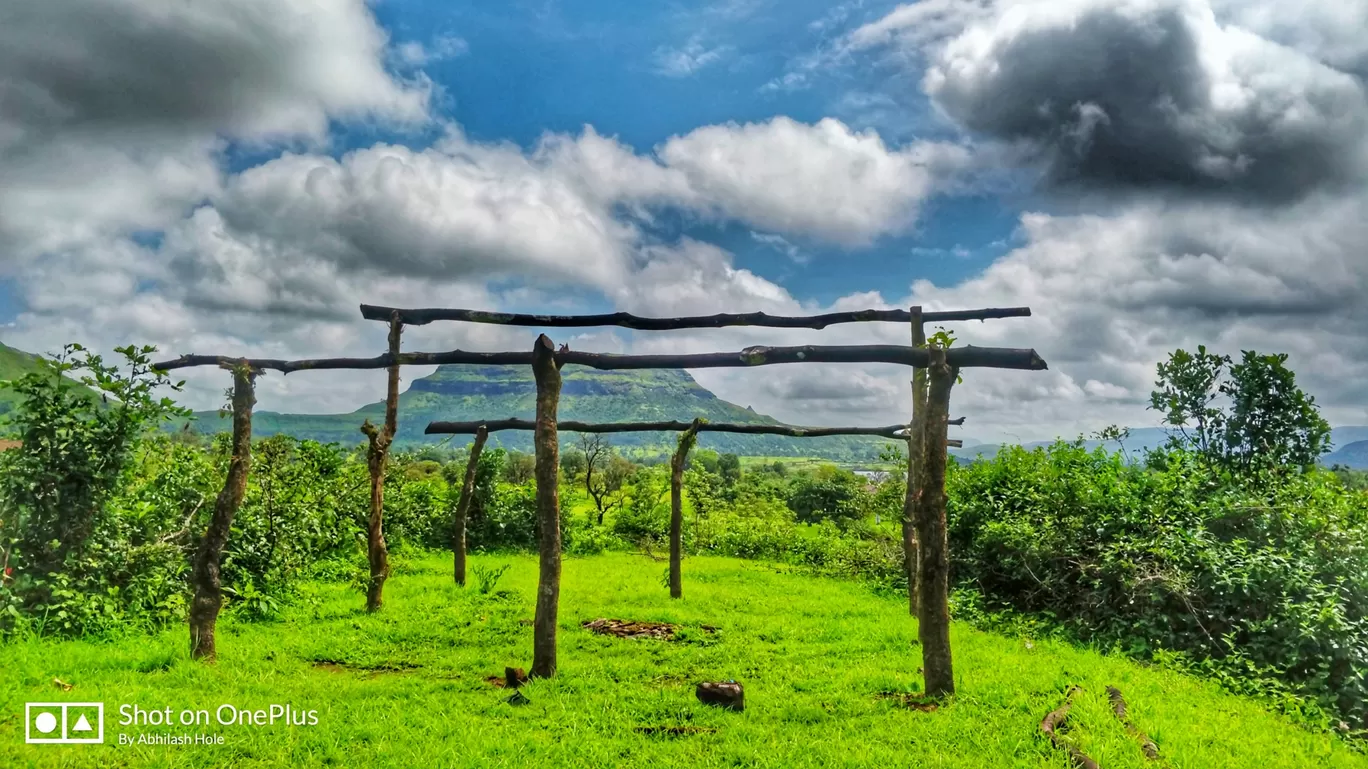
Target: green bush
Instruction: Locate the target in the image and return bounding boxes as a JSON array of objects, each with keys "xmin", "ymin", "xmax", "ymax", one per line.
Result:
[{"xmin": 947, "ymin": 440, "xmax": 1368, "ymax": 728}]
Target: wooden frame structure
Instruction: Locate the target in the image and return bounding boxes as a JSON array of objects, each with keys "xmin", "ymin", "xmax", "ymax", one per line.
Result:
[
  {"xmin": 427, "ymin": 418, "xmax": 966, "ymax": 600},
  {"xmin": 153, "ymin": 303, "xmax": 1044, "ymax": 696}
]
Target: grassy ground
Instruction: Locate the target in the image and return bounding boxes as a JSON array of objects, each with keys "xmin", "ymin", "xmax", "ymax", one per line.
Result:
[{"xmin": 1, "ymin": 552, "xmax": 1363, "ymax": 768}]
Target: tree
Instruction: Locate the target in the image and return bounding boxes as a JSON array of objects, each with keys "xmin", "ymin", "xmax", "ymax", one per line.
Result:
[
  {"xmin": 786, "ymin": 467, "xmax": 868, "ymax": 529},
  {"xmin": 560, "ymin": 447, "xmax": 587, "ymax": 480},
  {"xmin": 717, "ymin": 453, "xmax": 741, "ymax": 487},
  {"xmin": 0, "ymin": 344, "xmax": 189, "ymax": 581},
  {"xmin": 502, "ymin": 451, "xmax": 536, "ymax": 485},
  {"xmin": 579, "ymin": 433, "xmax": 631, "ymax": 524},
  {"xmin": 1150, "ymin": 347, "xmax": 1330, "ymax": 471},
  {"xmin": 1150, "ymin": 346, "xmax": 1228, "ymax": 457}
]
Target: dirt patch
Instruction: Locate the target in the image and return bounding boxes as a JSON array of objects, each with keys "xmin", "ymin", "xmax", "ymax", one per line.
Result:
[
  {"xmin": 635, "ymin": 726, "xmax": 716, "ymax": 737},
  {"xmin": 484, "ymin": 676, "xmax": 506, "ymax": 688},
  {"xmin": 875, "ymin": 692, "xmax": 940, "ymax": 712},
  {"xmin": 581, "ymin": 618, "xmax": 718, "ymax": 641}
]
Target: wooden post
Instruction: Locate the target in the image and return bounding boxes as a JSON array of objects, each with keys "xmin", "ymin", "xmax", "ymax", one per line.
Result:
[
  {"xmin": 669, "ymin": 419, "xmax": 703, "ymax": 599},
  {"xmin": 918, "ymin": 346, "xmax": 958, "ymax": 698},
  {"xmin": 361, "ymin": 314, "xmax": 403, "ymax": 612},
  {"xmin": 453, "ymin": 425, "xmax": 489, "ymax": 586},
  {"xmin": 902, "ymin": 306, "xmax": 927, "ymax": 616},
  {"xmin": 189, "ymin": 363, "xmax": 256, "ymax": 661},
  {"xmin": 530, "ymin": 334, "xmax": 564, "ymax": 678}
]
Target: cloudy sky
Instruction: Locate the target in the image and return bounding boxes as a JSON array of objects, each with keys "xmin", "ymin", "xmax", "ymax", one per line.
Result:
[{"xmin": 2, "ymin": 0, "xmax": 1366, "ymax": 443}]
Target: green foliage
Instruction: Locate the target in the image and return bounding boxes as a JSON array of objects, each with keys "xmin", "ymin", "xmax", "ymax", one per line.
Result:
[
  {"xmin": 470, "ymin": 563, "xmax": 510, "ymax": 595},
  {"xmin": 947, "ymin": 440, "xmax": 1368, "ymax": 728},
  {"xmin": 1151, "ymin": 346, "xmax": 1331, "ymax": 471},
  {"xmin": 0, "ymin": 345, "xmax": 190, "ymax": 636},
  {"xmin": 785, "ymin": 467, "xmax": 870, "ymax": 528}
]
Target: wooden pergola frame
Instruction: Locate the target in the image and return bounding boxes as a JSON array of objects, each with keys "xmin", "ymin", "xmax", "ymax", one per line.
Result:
[{"xmin": 154, "ymin": 303, "xmax": 1044, "ymax": 698}]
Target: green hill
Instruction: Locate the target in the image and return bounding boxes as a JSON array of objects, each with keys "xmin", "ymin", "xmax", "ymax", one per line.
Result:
[
  {"xmin": 183, "ymin": 364, "xmax": 902, "ymax": 460},
  {"xmin": 1327, "ymin": 439, "xmax": 1368, "ymax": 470},
  {"xmin": 0, "ymin": 341, "xmax": 43, "ymax": 413}
]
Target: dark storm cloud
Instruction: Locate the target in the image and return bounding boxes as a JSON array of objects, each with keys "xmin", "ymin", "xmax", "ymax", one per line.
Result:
[{"xmin": 923, "ymin": 0, "xmax": 1368, "ymax": 202}]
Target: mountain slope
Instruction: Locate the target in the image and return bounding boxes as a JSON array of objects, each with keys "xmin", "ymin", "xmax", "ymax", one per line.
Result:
[
  {"xmin": 1325, "ymin": 439, "xmax": 1368, "ymax": 469},
  {"xmin": 186, "ymin": 365, "xmax": 901, "ymax": 460}
]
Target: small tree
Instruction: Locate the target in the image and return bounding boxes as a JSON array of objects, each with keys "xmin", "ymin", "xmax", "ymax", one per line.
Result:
[
  {"xmin": 580, "ymin": 434, "xmax": 631, "ymax": 524},
  {"xmin": 0, "ymin": 344, "xmax": 189, "ymax": 582},
  {"xmin": 1149, "ymin": 347, "xmax": 1330, "ymax": 472}
]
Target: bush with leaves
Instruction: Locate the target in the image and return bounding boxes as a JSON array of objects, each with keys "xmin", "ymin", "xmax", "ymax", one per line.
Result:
[
  {"xmin": 786, "ymin": 466, "xmax": 870, "ymax": 528},
  {"xmin": 0, "ymin": 344, "xmax": 191, "ymax": 636},
  {"xmin": 947, "ymin": 439, "xmax": 1368, "ymax": 729}
]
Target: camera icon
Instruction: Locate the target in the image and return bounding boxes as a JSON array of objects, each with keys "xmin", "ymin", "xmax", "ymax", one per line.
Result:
[{"xmin": 25, "ymin": 702, "xmax": 104, "ymax": 744}]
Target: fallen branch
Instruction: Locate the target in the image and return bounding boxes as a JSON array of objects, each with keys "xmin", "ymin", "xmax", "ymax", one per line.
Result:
[
  {"xmin": 1107, "ymin": 686, "xmax": 1160, "ymax": 760},
  {"xmin": 1040, "ymin": 686, "xmax": 1100, "ymax": 769},
  {"xmin": 359, "ymin": 304, "xmax": 1032, "ymax": 329}
]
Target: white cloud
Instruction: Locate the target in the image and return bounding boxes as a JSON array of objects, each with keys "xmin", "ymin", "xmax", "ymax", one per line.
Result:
[
  {"xmin": 653, "ymin": 37, "xmax": 728, "ymax": 77},
  {"xmin": 658, "ymin": 117, "xmax": 970, "ymax": 245}
]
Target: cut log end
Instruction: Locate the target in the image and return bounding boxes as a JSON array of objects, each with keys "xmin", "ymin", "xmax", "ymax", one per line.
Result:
[{"xmin": 696, "ymin": 681, "xmax": 745, "ymax": 712}]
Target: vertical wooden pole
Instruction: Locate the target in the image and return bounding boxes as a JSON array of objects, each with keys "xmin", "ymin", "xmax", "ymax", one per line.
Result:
[
  {"xmin": 453, "ymin": 425, "xmax": 489, "ymax": 586},
  {"xmin": 531, "ymin": 334, "xmax": 564, "ymax": 678},
  {"xmin": 362, "ymin": 314, "xmax": 403, "ymax": 612},
  {"xmin": 902, "ymin": 306, "xmax": 927, "ymax": 616},
  {"xmin": 190, "ymin": 363, "xmax": 256, "ymax": 661},
  {"xmin": 669, "ymin": 418, "xmax": 703, "ymax": 599},
  {"xmin": 918, "ymin": 346, "xmax": 958, "ymax": 698}
]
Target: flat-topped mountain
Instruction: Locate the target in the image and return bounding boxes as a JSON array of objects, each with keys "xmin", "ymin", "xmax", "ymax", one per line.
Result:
[{"xmin": 188, "ymin": 364, "xmax": 900, "ymax": 460}]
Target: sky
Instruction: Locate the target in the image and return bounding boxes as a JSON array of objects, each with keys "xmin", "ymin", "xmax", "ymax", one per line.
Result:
[{"xmin": 2, "ymin": 0, "xmax": 1366, "ymax": 444}]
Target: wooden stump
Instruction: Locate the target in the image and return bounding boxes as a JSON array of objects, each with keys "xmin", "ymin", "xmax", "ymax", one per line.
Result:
[
  {"xmin": 505, "ymin": 667, "xmax": 528, "ymax": 689},
  {"xmin": 696, "ymin": 681, "xmax": 744, "ymax": 712},
  {"xmin": 530, "ymin": 335, "xmax": 564, "ymax": 678}
]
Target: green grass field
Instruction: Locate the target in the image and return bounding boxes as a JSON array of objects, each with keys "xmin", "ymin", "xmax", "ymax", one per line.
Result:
[{"xmin": 2, "ymin": 553, "xmax": 1363, "ymax": 768}]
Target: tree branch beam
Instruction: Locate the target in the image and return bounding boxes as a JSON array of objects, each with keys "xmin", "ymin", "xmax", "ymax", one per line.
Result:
[
  {"xmin": 153, "ymin": 345, "xmax": 1046, "ymax": 373},
  {"xmin": 426, "ymin": 418, "xmax": 964, "ymax": 438},
  {"xmin": 359, "ymin": 304, "xmax": 1031, "ymax": 329}
]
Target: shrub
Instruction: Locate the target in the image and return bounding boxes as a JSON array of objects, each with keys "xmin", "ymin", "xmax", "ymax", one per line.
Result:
[{"xmin": 947, "ymin": 440, "xmax": 1368, "ymax": 728}]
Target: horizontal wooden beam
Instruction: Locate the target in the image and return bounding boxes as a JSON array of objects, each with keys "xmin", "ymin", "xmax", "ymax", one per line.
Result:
[
  {"xmin": 425, "ymin": 417, "xmax": 966, "ymax": 438},
  {"xmin": 151, "ymin": 344, "xmax": 1047, "ymax": 373},
  {"xmin": 359, "ymin": 304, "xmax": 1031, "ymax": 329}
]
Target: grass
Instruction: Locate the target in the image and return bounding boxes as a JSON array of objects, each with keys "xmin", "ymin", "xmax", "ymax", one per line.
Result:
[{"xmin": 1, "ymin": 552, "xmax": 1364, "ymax": 768}]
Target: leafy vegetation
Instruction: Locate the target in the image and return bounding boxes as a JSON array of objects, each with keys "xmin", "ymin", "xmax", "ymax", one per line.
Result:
[{"xmin": 1, "ymin": 340, "xmax": 1366, "ymax": 758}]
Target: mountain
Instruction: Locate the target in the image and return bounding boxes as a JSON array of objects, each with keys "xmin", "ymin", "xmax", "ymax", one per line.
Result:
[
  {"xmin": 0, "ymin": 341, "xmax": 44, "ymax": 413},
  {"xmin": 952, "ymin": 426, "xmax": 1368, "ymax": 466},
  {"xmin": 183, "ymin": 364, "xmax": 903, "ymax": 460},
  {"xmin": 1325, "ymin": 440, "xmax": 1368, "ymax": 470}
]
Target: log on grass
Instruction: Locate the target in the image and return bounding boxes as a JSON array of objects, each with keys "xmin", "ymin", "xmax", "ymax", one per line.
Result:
[
  {"xmin": 359, "ymin": 304, "xmax": 1031, "ymax": 329},
  {"xmin": 1040, "ymin": 687, "xmax": 1100, "ymax": 769},
  {"xmin": 530, "ymin": 335, "xmax": 564, "ymax": 679},
  {"xmin": 189, "ymin": 364, "xmax": 256, "ymax": 661},
  {"xmin": 453, "ymin": 426, "xmax": 488, "ymax": 587},
  {"xmin": 1107, "ymin": 686, "xmax": 1160, "ymax": 760}
]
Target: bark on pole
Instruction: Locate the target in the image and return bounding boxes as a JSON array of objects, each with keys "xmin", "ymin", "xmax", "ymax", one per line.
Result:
[
  {"xmin": 530, "ymin": 334, "xmax": 564, "ymax": 678},
  {"xmin": 903, "ymin": 306, "xmax": 928, "ymax": 616},
  {"xmin": 453, "ymin": 425, "xmax": 489, "ymax": 586},
  {"xmin": 189, "ymin": 363, "xmax": 256, "ymax": 661},
  {"xmin": 361, "ymin": 314, "xmax": 403, "ymax": 612},
  {"xmin": 669, "ymin": 419, "xmax": 703, "ymax": 599},
  {"xmin": 918, "ymin": 346, "xmax": 958, "ymax": 698}
]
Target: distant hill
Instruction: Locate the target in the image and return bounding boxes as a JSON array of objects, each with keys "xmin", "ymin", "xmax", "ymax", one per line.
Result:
[
  {"xmin": 1325, "ymin": 440, "xmax": 1368, "ymax": 470},
  {"xmin": 180, "ymin": 364, "xmax": 904, "ymax": 461},
  {"xmin": 0, "ymin": 340, "xmax": 101, "ymax": 416},
  {"xmin": 952, "ymin": 426, "xmax": 1368, "ymax": 466}
]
